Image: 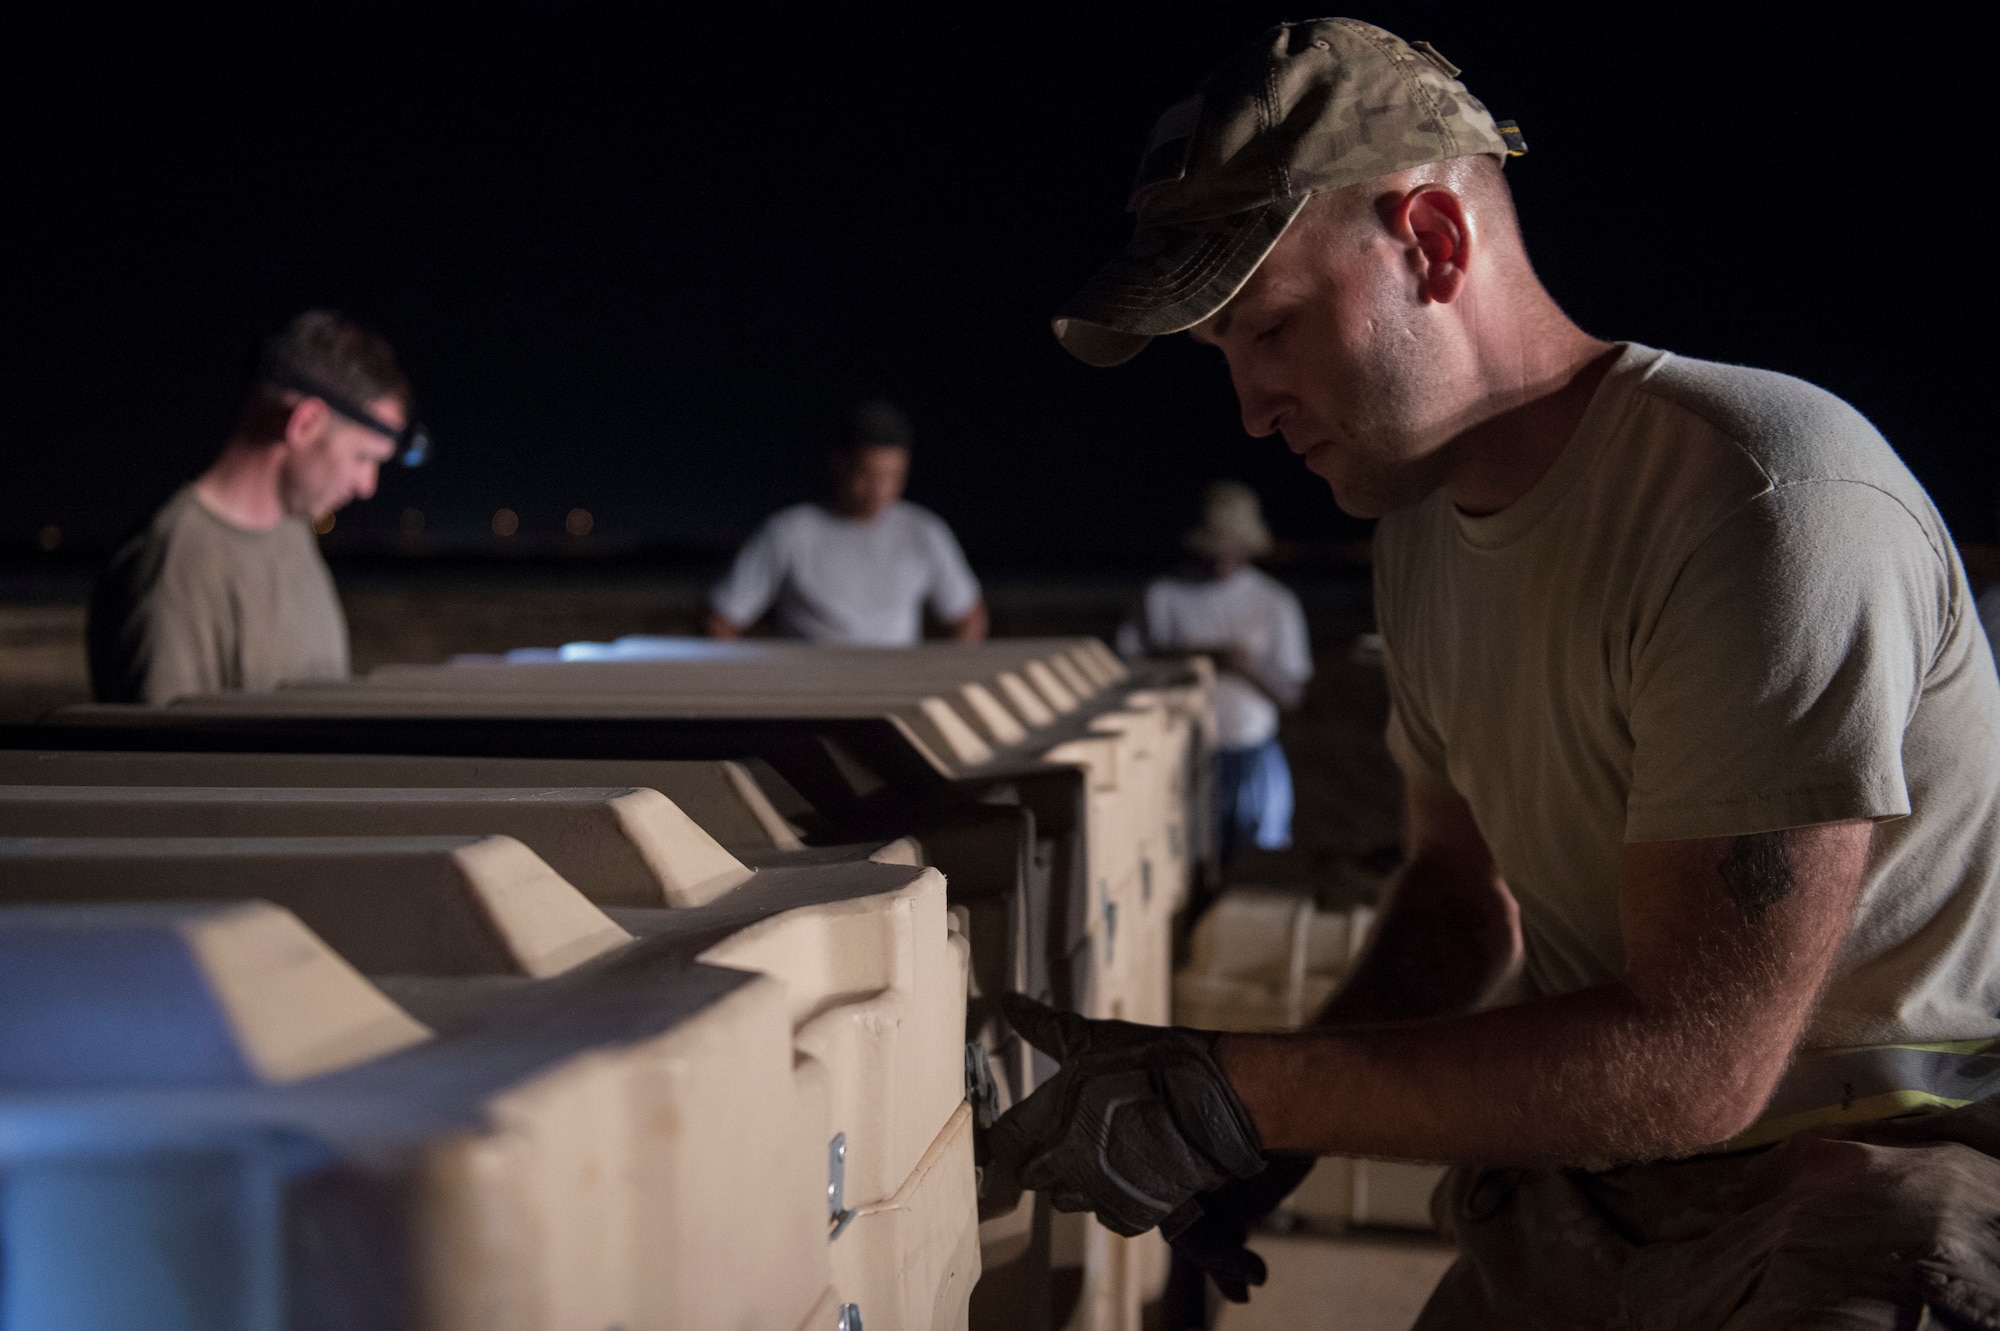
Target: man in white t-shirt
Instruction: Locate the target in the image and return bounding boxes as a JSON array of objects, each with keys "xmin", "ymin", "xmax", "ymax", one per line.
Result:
[
  {"xmin": 707, "ymin": 400, "xmax": 987, "ymax": 646},
  {"xmin": 1119, "ymin": 481, "xmax": 1312, "ymax": 861},
  {"xmin": 984, "ymin": 19, "xmax": 2000, "ymax": 1328}
]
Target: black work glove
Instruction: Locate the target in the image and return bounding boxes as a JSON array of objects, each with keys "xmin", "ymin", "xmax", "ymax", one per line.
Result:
[
  {"xmin": 1169, "ymin": 1150, "xmax": 1318, "ymax": 1302},
  {"xmin": 982, "ymin": 993, "xmax": 1268, "ymax": 1239}
]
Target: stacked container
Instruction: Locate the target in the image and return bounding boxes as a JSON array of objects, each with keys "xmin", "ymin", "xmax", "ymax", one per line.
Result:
[
  {"xmin": 0, "ymin": 636, "xmax": 1214, "ymax": 1331},
  {"xmin": 0, "ymin": 803, "xmax": 968, "ymax": 1328}
]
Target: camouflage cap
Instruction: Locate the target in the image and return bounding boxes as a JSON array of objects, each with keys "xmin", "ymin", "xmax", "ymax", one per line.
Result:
[{"xmin": 1053, "ymin": 18, "xmax": 1523, "ymax": 367}]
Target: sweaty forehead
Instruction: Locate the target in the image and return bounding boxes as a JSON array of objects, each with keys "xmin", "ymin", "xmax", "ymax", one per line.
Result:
[{"xmin": 1191, "ymin": 240, "xmax": 1312, "ymax": 343}]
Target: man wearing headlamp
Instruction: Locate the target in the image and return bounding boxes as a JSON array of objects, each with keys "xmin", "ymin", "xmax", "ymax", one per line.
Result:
[{"xmin": 88, "ymin": 308, "xmax": 427, "ymax": 703}]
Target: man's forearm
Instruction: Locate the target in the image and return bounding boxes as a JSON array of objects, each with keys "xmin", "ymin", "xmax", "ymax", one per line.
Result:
[
  {"xmin": 950, "ymin": 600, "xmax": 989, "ymax": 643},
  {"xmin": 1222, "ymin": 823, "xmax": 1874, "ymax": 1167},
  {"xmin": 1223, "ymin": 979, "xmax": 1773, "ymax": 1167},
  {"xmin": 1244, "ymin": 664, "xmax": 1304, "ymax": 710},
  {"xmin": 1214, "ymin": 647, "xmax": 1303, "ymax": 710}
]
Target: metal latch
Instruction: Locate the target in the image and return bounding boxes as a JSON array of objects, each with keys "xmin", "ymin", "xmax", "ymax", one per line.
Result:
[
  {"xmin": 964, "ymin": 1041, "xmax": 999, "ymax": 1130},
  {"xmin": 828, "ymin": 1133, "xmax": 855, "ymax": 1241},
  {"xmin": 837, "ymin": 1303, "xmax": 864, "ymax": 1331}
]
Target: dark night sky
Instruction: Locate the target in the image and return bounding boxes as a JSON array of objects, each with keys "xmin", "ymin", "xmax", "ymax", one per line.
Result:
[{"xmin": 2, "ymin": 3, "xmax": 1987, "ymax": 569}]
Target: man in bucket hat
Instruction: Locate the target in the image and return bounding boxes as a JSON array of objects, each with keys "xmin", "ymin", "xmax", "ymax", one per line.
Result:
[
  {"xmin": 987, "ymin": 17, "xmax": 2000, "ymax": 1328},
  {"xmin": 1118, "ymin": 481, "xmax": 1312, "ymax": 865}
]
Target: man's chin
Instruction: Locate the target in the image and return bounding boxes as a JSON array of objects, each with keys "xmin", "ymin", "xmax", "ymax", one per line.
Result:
[
  {"xmin": 1308, "ymin": 457, "xmax": 1391, "ymax": 520},
  {"xmin": 293, "ymin": 499, "xmax": 348, "ymax": 525},
  {"xmin": 1310, "ymin": 454, "xmax": 1436, "ymax": 520},
  {"xmin": 1325, "ymin": 486, "xmax": 1380, "ymax": 519}
]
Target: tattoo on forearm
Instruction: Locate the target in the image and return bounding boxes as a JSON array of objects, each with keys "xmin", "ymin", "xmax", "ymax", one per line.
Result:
[{"xmin": 1719, "ymin": 832, "xmax": 1794, "ymax": 913}]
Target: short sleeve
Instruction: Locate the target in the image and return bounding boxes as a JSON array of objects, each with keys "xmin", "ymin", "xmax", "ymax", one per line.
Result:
[
  {"xmin": 710, "ymin": 516, "xmax": 789, "ymax": 629},
  {"xmin": 1268, "ymin": 589, "xmax": 1313, "ymax": 686},
  {"xmin": 1382, "ymin": 640, "xmax": 1454, "ymax": 793},
  {"xmin": 87, "ymin": 523, "xmax": 233, "ymax": 704},
  {"xmin": 1625, "ymin": 481, "xmax": 1943, "ymax": 842},
  {"xmin": 918, "ymin": 514, "xmax": 982, "ymax": 623},
  {"xmin": 135, "ymin": 569, "xmax": 233, "ymax": 703}
]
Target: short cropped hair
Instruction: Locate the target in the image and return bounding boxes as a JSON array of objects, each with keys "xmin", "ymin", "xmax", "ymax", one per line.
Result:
[
  {"xmin": 849, "ymin": 398, "xmax": 914, "ymax": 451},
  {"xmin": 256, "ymin": 309, "xmax": 410, "ymax": 408},
  {"xmin": 1302, "ymin": 153, "xmax": 1521, "ymax": 249}
]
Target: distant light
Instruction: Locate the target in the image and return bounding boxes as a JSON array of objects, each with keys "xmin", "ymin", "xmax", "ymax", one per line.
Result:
[
  {"xmin": 492, "ymin": 508, "xmax": 519, "ymax": 538},
  {"xmin": 313, "ymin": 512, "xmax": 336, "ymax": 535},
  {"xmin": 36, "ymin": 524, "xmax": 60, "ymax": 552},
  {"xmin": 400, "ymin": 507, "xmax": 425, "ymax": 537},
  {"xmin": 565, "ymin": 507, "xmax": 594, "ymax": 538}
]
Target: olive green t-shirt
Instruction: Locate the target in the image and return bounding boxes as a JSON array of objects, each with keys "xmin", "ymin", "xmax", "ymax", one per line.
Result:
[
  {"xmin": 1376, "ymin": 344, "xmax": 2000, "ymax": 1052},
  {"xmin": 88, "ymin": 485, "xmax": 350, "ymax": 704}
]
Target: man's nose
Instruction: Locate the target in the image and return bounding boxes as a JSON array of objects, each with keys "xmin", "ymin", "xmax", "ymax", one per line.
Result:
[{"xmin": 1229, "ymin": 363, "xmax": 1286, "ymax": 438}]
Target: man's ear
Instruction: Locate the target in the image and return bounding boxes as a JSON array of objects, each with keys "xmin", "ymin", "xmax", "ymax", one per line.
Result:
[
  {"xmin": 282, "ymin": 397, "xmax": 330, "ymax": 451},
  {"xmin": 1398, "ymin": 186, "xmax": 1473, "ymax": 305}
]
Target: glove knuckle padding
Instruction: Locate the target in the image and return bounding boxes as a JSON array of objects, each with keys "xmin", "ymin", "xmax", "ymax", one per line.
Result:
[
  {"xmin": 992, "ymin": 1000, "xmax": 1268, "ymax": 1239},
  {"xmin": 1155, "ymin": 1047, "xmax": 1265, "ymax": 1177}
]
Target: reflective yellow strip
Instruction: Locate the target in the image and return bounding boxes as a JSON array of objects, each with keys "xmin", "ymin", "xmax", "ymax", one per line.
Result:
[
  {"xmin": 1706, "ymin": 1037, "xmax": 2000, "ymax": 1153},
  {"xmin": 1853, "ymin": 1037, "xmax": 1997, "ymax": 1055},
  {"xmin": 1715, "ymin": 1090, "xmax": 1969, "ymax": 1154}
]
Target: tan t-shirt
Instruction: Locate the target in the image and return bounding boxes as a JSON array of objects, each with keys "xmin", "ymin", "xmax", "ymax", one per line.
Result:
[
  {"xmin": 1376, "ymin": 344, "xmax": 2000, "ymax": 1051},
  {"xmin": 88, "ymin": 485, "xmax": 350, "ymax": 704}
]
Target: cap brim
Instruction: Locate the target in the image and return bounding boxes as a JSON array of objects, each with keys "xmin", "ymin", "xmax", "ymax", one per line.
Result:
[{"xmin": 1051, "ymin": 196, "xmax": 1309, "ymax": 367}]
